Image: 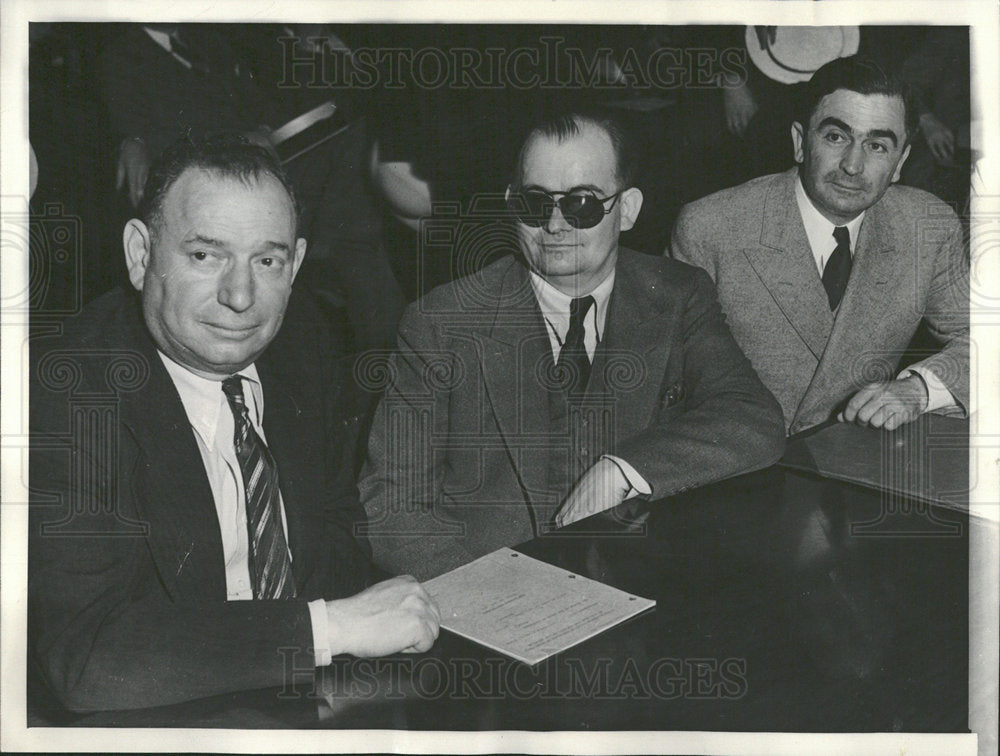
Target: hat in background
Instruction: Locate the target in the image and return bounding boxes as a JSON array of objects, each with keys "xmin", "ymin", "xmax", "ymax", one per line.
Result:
[{"xmin": 746, "ymin": 26, "xmax": 860, "ymax": 85}]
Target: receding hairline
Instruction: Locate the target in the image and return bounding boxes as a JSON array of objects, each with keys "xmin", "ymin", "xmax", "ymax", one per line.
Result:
[
  {"xmin": 517, "ymin": 118, "xmax": 623, "ymax": 188},
  {"xmin": 148, "ymin": 165, "xmax": 297, "ymax": 237}
]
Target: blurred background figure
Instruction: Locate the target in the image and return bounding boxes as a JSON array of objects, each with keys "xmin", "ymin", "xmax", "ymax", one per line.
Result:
[
  {"xmin": 896, "ymin": 27, "xmax": 972, "ymax": 215},
  {"xmin": 731, "ymin": 26, "xmax": 860, "ymax": 180},
  {"xmin": 99, "ymin": 23, "xmax": 402, "ymax": 353}
]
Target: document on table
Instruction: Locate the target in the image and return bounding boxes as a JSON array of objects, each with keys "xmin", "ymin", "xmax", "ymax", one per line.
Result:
[{"xmin": 422, "ymin": 547, "xmax": 655, "ymax": 665}]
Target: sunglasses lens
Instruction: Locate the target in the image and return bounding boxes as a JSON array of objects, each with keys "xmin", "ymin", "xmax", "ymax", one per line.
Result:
[
  {"xmin": 507, "ymin": 192, "xmax": 551, "ymax": 227},
  {"xmin": 559, "ymin": 195, "xmax": 604, "ymax": 229},
  {"xmin": 526, "ymin": 192, "xmax": 557, "ymax": 227},
  {"xmin": 509, "ymin": 192, "xmax": 611, "ymax": 229}
]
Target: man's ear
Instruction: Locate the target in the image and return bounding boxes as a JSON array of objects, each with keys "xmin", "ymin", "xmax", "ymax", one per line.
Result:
[
  {"xmin": 618, "ymin": 187, "xmax": 643, "ymax": 232},
  {"xmin": 891, "ymin": 143, "xmax": 912, "ymax": 183},
  {"xmin": 791, "ymin": 121, "xmax": 805, "ymax": 164},
  {"xmin": 123, "ymin": 219, "xmax": 151, "ymax": 292},
  {"xmin": 290, "ymin": 237, "xmax": 307, "ymax": 283}
]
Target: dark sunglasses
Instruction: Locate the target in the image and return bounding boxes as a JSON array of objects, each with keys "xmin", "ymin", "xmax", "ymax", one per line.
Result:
[{"xmin": 506, "ymin": 189, "xmax": 623, "ymax": 230}]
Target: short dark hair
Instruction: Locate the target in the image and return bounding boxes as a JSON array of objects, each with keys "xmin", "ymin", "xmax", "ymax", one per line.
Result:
[
  {"xmin": 797, "ymin": 56, "xmax": 920, "ymax": 143},
  {"xmin": 138, "ymin": 134, "xmax": 298, "ymax": 241},
  {"xmin": 511, "ymin": 109, "xmax": 637, "ymax": 190}
]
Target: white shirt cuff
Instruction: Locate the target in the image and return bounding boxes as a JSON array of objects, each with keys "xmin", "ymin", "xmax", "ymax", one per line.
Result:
[
  {"xmin": 898, "ymin": 366, "xmax": 957, "ymax": 414},
  {"xmin": 307, "ymin": 598, "xmax": 332, "ymax": 667},
  {"xmin": 602, "ymin": 455, "xmax": 651, "ymax": 500}
]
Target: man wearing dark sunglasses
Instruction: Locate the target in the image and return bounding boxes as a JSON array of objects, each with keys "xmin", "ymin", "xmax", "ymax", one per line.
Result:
[{"xmin": 359, "ymin": 111, "xmax": 785, "ymax": 581}]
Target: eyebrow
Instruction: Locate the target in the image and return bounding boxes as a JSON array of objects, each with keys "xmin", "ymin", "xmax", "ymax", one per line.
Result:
[
  {"xmin": 816, "ymin": 117, "xmax": 899, "ymax": 148},
  {"xmin": 186, "ymin": 234, "xmax": 292, "ymax": 254}
]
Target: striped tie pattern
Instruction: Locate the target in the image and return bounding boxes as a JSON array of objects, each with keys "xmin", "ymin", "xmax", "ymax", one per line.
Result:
[{"xmin": 221, "ymin": 376, "xmax": 296, "ymax": 600}]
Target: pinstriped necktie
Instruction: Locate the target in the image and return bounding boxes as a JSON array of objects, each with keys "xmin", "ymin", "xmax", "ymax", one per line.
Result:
[{"xmin": 221, "ymin": 376, "xmax": 296, "ymax": 600}]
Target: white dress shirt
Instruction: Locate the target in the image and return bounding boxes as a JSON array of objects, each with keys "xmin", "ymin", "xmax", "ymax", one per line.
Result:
[
  {"xmin": 528, "ymin": 270, "xmax": 651, "ymax": 498},
  {"xmin": 158, "ymin": 353, "xmax": 332, "ymax": 666},
  {"xmin": 794, "ymin": 176, "xmax": 956, "ymax": 412},
  {"xmin": 793, "ymin": 176, "xmax": 866, "ymax": 276}
]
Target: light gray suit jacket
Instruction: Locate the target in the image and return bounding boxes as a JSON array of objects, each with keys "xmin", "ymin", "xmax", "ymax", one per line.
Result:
[
  {"xmin": 358, "ymin": 249, "xmax": 785, "ymax": 580},
  {"xmin": 671, "ymin": 168, "xmax": 969, "ymax": 435}
]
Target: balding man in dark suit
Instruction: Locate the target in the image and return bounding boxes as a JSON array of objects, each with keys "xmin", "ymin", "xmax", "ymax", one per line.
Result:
[{"xmin": 29, "ymin": 136, "xmax": 439, "ymax": 713}]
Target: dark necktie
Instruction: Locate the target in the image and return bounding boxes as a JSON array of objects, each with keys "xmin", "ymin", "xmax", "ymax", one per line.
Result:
[
  {"xmin": 556, "ymin": 296, "xmax": 595, "ymax": 396},
  {"xmin": 221, "ymin": 376, "xmax": 296, "ymax": 600},
  {"xmin": 823, "ymin": 226, "xmax": 853, "ymax": 310}
]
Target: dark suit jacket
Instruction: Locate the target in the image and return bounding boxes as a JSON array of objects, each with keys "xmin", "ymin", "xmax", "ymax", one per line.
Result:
[
  {"xmin": 358, "ymin": 249, "xmax": 786, "ymax": 580},
  {"xmin": 29, "ymin": 288, "xmax": 371, "ymax": 713},
  {"xmin": 672, "ymin": 168, "xmax": 970, "ymax": 434}
]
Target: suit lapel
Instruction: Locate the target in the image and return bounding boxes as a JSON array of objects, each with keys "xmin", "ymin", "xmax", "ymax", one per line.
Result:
[
  {"xmin": 827, "ymin": 203, "xmax": 904, "ymax": 344},
  {"xmin": 597, "ymin": 256, "xmax": 672, "ymax": 436},
  {"xmin": 256, "ymin": 353, "xmax": 320, "ymax": 593},
  {"xmin": 117, "ymin": 324, "xmax": 227, "ymax": 601},
  {"xmin": 744, "ymin": 170, "xmax": 834, "ymax": 360},
  {"xmin": 795, "ymin": 201, "xmax": 906, "ymax": 424},
  {"xmin": 479, "ymin": 259, "xmax": 554, "ymax": 504}
]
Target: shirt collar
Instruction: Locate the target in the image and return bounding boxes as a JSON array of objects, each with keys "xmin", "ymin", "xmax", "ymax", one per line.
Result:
[
  {"xmin": 528, "ymin": 268, "xmax": 616, "ymax": 341},
  {"xmin": 794, "ymin": 173, "xmax": 866, "ymax": 259},
  {"xmin": 158, "ymin": 351, "xmax": 263, "ymax": 452}
]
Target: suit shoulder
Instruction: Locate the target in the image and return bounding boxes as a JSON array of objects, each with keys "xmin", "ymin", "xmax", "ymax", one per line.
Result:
[
  {"xmin": 30, "ymin": 289, "xmax": 149, "ymax": 423},
  {"xmin": 677, "ymin": 172, "xmax": 781, "ymax": 229},
  {"xmin": 672, "ymin": 174, "xmax": 787, "ymax": 266},
  {"xmin": 404, "ymin": 254, "xmax": 523, "ymax": 316},
  {"xmin": 618, "ymin": 248, "xmax": 714, "ymax": 297},
  {"xmin": 37, "ymin": 288, "xmax": 141, "ymax": 354},
  {"xmin": 879, "ymin": 183, "xmax": 961, "ymax": 224}
]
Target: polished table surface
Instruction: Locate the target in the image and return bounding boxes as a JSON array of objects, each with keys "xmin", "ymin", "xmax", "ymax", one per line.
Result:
[
  {"xmin": 782, "ymin": 415, "xmax": 969, "ymax": 512},
  {"xmin": 51, "ymin": 442, "xmax": 972, "ymax": 733}
]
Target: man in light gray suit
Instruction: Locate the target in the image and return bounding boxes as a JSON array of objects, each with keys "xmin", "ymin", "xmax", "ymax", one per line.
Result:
[
  {"xmin": 359, "ymin": 111, "xmax": 785, "ymax": 580},
  {"xmin": 671, "ymin": 56, "xmax": 969, "ymax": 435}
]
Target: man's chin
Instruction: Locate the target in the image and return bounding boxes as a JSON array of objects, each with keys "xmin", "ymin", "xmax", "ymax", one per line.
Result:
[
  {"xmin": 171, "ymin": 345, "xmax": 265, "ymax": 380},
  {"xmin": 818, "ymin": 194, "xmax": 870, "ymax": 222},
  {"xmin": 531, "ymin": 256, "xmax": 584, "ymax": 276},
  {"xmin": 205, "ymin": 348, "xmax": 263, "ymax": 375}
]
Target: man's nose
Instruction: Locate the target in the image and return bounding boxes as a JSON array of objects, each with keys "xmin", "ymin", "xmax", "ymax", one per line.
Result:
[
  {"xmin": 840, "ymin": 142, "xmax": 865, "ymax": 176},
  {"xmin": 218, "ymin": 263, "xmax": 255, "ymax": 312},
  {"xmin": 544, "ymin": 202, "xmax": 574, "ymax": 234}
]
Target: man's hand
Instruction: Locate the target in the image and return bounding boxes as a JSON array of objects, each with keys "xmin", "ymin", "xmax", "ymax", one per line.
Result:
[
  {"xmin": 838, "ymin": 375, "xmax": 929, "ymax": 431},
  {"xmin": 325, "ymin": 576, "xmax": 440, "ymax": 657},
  {"xmin": 554, "ymin": 458, "xmax": 630, "ymax": 529},
  {"xmin": 723, "ymin": 82, "xmax": 758, "ymax": 137},
  {"xmin": 116, "ymin": 137, "xmax": 150, "ymax": 208},
  {"xmin": 919, "ymin": 112, "xmax": 956, "ymax": 166}
]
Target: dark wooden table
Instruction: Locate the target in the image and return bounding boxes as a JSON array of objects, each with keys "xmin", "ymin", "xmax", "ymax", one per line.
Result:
[
  {"xmin": 56, "ymin": 455, "xmax": 972, "ymax": 733},
  {"xmin": 782, "ymin": 415, "xmax": 969, "ymax": 512}
]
